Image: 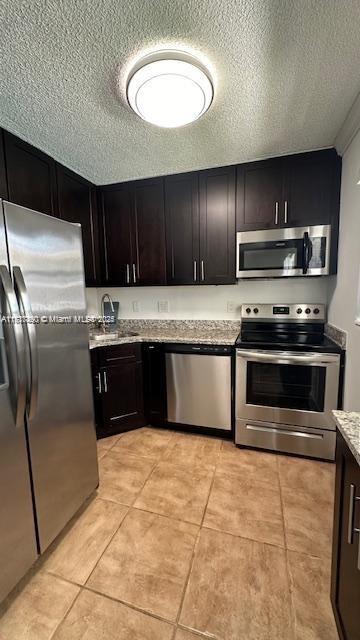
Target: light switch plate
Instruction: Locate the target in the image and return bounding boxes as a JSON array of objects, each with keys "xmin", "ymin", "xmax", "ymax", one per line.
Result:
[
  {"xmin": 227, "ymin": 301, "xmax": 236, "ymax": 313},
  {"xmin": 158, "ymin": 300, "xmax": 169, "ymax": 313},
  {"xmin": 132, "ymin": 301, "xmax": 140, "ymax": 312}
]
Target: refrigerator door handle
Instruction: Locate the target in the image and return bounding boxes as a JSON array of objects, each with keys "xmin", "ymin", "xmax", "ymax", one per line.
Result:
[
  {"xmin": 13, "ymin": 266, "xmax": 38, "ymax": 420},
  {"xmin": 0, "ymin": 264, "xmax": 27, "ymax": 427}
]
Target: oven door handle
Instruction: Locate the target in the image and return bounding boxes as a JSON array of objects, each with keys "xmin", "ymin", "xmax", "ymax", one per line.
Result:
[{"xmin": 236, "ymin": 349, "xmax": 339, "ymax": 365}]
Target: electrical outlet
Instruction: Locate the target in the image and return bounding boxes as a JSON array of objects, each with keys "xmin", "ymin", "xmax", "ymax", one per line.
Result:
[
  {"xmin": 132, "ymin": 301, "xmax": 140, "ymax": 313},
  {"xmin": 158, "ymin": 300, "xmax": 169, "ymax": 313},
  {"xmin": 227, "ymin": 301, "xmax": 236, "ymax": 313}
]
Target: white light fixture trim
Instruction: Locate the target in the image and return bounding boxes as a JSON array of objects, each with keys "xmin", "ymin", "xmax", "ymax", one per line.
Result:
[{"xmin": 127, "ymin": 51, "xmax": 213, "ymax": 128}]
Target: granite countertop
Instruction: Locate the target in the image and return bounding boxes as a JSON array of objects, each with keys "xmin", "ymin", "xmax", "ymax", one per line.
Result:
[
  {"xmin": 89, "ymin": 319, "xmax": 240, "ymax": 350},
  {"xmin": 333, "ymin": 410, "xmax": 360, "ymax": 465}
]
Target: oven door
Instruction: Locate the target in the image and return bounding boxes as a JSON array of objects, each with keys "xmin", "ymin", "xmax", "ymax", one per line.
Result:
[{"xmin": 236, "ymin": 349, "xmax": 340, "ymax": 430}]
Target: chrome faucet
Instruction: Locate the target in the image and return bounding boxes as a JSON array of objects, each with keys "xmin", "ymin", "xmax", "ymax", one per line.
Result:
[{"xmin": 101, "ymin": 293, "xmax": 115, "ymax": 332}]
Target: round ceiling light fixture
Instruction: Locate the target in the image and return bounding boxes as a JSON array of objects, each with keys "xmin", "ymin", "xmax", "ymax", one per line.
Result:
[{"xmin": 126, "ymin": 50, "xmax": 214, "ymax": 128}]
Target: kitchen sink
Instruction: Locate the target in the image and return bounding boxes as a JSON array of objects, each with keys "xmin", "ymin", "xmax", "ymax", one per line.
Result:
[{"xmin": 91, "ymin": 331, "xmax": 139, "ymax": 341}]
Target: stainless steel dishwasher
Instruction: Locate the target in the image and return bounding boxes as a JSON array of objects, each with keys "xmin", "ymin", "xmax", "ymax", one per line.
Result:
[{"xmin": 165, "ymin": 344, "xmax": 232, "ymax": 431}]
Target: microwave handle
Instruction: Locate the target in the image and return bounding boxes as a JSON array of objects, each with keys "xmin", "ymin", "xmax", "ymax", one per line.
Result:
[{"xmin": 302, "ymin": 231, "xmax": 313, "ymax": 274}]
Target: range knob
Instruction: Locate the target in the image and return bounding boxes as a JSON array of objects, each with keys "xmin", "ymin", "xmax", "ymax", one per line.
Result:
[
  {"xmin": 245, "ymin": 307, "xmax": 251, "ymax": 314},
  {"xmin": 253, "ymin": 307, "xmax": 259, "ymax": 314},
  {"xmin": 296, "ymin": 308, "xmax": 303, "ymax": 315},
  {"xmin": 305, "ymin": 308, "xmax": 311, "ymax": 315},
  {"xmin": 314, "ymin": 308, "xmax": 320, "ymax": 315}
]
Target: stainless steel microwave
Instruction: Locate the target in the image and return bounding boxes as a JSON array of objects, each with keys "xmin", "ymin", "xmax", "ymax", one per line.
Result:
[{"xmin": 236, "ymin": 225, "xmax": 331, "ymax": 278}]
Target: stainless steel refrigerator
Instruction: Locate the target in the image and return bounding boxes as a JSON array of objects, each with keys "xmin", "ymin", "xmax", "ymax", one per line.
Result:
[{"xmin": 0, "ymin": 200, "xmax": 99, "ymax": 602}]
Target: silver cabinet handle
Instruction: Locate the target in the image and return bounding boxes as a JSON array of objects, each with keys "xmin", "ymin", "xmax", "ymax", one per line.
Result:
[
  {"xmin": 347, "ymin": 483, "xmax": 360, "ymax": 570},
  {"xmin": 96, "ymin": 372, "xmax": 102, "ymax": 394},
  {"xmin": 348, "ymin": 484, "xmax": 356, "ymax": 544},
  {"xmin": 201, "ymin": 260, "xmax": 205, "ymax": 281},
  {"xmin": 284, "ymin": 200, "xmax": 288, "ymax": 224},
  {"xmin": 347, "ymin": 484, "xmax": 360, "ymax": 542},
  {"xmin": 132, "ymin": 263, "xmax": 136, "ymax": 284},
  {"xmin": 0, "ymin": 265, "xmax": 26, "ymax": 428},
  {"xmin": 126, "ymin": 264, "xmax": 130, "ymax": 284},
  {"xmin": 193, "ymin": 260, "xmax": 197, "ymax": 282},
  {"xmin": 13, "ymin": 266, "xmax": 38, "ymax": 420},
  {"xmin": 103, "ymin": 370, "xmax": 108, "ymax": 393},
  {"xmin": 275, "ymin": 201, "xmax": 279, "ymax": 225}
]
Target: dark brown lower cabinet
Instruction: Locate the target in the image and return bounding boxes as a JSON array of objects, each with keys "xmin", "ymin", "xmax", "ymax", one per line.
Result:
[
  {"xmin": 142, "ymin": 343, "xmax": 167, "ymax": 427},
  {"xmin": 331, "ymin": 431, "xmax": 360, "ymax": 640},
  {"xmin": 91, "ymin": 344, "xmax": 146, "ymax": 438}
]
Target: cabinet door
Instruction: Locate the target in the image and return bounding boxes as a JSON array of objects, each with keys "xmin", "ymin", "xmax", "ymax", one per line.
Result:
[
  {"xmin": 100, "ymin": 184, "xmax": 133, "ymax": 286},
  {"xmin": 199, "ymin": 166, "xmax": 236, "ymax": 284},
  {"xmin": 4, "ymin": 131, "xmax": 56, "ymax": 215},
  {"xmin": 133, "ymin": 178, "xmax": 166, "ymax": 285},
  {"xmin": 236, "ymin": 160, "xmax": 283, "ymax": 231},
  {"xmin": 283, "ymin": 150, "xmax": 341, "ymax": 227},
  {"xmin": 165, "ymin": 173, "xmax": 199, "ymax": 284},
  {"xmin": 100, "ymin": 361, "xmax": 145, "ymax": 434},
  {"xmin": 0, "ymin": 130, "xmax": 8, "ymax": 199},
  {"xmin": 143, "ymin": 344, "xmax": 166, "ymax": 426},
  {"xmin": 56, "ymin": 164, "xmax": 100, "ymax": 286},
  {"xmin": 333, "ymin": 436, "xmax": 360, "ymax": 640}
]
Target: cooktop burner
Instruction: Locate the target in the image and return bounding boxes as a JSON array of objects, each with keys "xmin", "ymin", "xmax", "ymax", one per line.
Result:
[{"xmin": 235, "ymin": 303, "xmax": 342, "ymax": 354}]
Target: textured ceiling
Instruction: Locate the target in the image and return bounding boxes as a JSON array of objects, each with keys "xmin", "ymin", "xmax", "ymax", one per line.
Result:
[{"xmin": 1, "ymin": 0, "xmax": 360, "ymax": 184}]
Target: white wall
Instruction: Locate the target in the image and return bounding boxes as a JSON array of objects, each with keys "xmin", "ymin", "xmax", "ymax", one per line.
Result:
[
  {"xmin": 86, "ymin": 278, "xmax": 329, "ymax": 319},
  {"xmin": 328, "ymin": 128, "xmax": 360, "ymax": 410}
]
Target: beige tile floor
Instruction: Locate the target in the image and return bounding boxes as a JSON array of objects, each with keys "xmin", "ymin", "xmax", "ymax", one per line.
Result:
[{"xmin": 0, "ymin": 427, "xmax": 339, "ymax": 640}]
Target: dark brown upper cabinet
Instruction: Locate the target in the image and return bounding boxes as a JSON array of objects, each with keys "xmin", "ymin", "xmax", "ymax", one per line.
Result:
[
  {"xmin": 55, "ymin": 164, "xmax": 100, "ymax": 286},
  {"xmin": 283, "ymin": 150, "xmax": 341, "ymax": 227},
  {"xmin": 237, "ymin": 149, "xmax": 341, "ymax": 232},
  {"xmin": 165, "ymin": 168, "xmax": 236, "ymax": 285},
  {"xmin": 0, "ymin": 130, "xmax": 8, "ymax": 199},
  {"xmin": 236, "ymin": 159, "xmax": 283, "ymax": 231},
  {"xmin": 100, "ymin": 183, "xmax": 133, "ymax": 286},
  {"xmin": 100, "ymin": 178, "xmax": 166, "ymax": 287},
  {"xmin": 199, "ymin": 166, "xmax": 236, "ymax": 284},
  {"xmin": 4, "ymin": 131, "xmax": 57, "ymax": 216},
  {"xmin": 133, "ymin": 179, "xmax": 166, "ymax": 286},
  {"xmin": 165, "ymin": 172, "xmax": 200, "ymax": 285}
]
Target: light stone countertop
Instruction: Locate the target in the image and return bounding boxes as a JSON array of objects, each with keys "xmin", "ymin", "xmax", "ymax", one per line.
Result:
[
  {"xmin": 89, "ymin": 327, "xmax": 239, "ymax": 349},
  {"xmin": 89, "ymin": 320, "xmax": 241, "ymax": 349},
  {"xmin": 333, "ymin": 410, "xmax": 360, "ymax": 466}
]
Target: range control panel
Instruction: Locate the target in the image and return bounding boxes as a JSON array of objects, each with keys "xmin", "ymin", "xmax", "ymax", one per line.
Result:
[{"xmin": 241, "ymin": 303, "xmax": 326, "ymax": 322}]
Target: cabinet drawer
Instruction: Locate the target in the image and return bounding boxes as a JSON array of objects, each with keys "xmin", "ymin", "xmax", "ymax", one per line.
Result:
[{"xmin": 98, "ymin": 343, "xmax": 142, "ymax": 366}]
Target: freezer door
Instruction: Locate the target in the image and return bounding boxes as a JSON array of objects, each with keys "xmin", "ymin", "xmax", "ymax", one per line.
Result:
[
  {"xmin": 0, "ymin": 206, "xmax": 38, "ymax": 603},
  {"xmin": 3, "ymin": 201, "xmax": 98, "ymax": 552}
]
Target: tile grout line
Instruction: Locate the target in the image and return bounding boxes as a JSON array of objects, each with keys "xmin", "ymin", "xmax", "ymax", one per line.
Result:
[
  {"xmin": 82, "ymin": 503, "xmax": 132, "ymax": 587},
  {"xmin": 277, "ymin": 457, "xmax": 297, "ymax": 640},
  {"xmin": 82, "ymin": 583, "xmax": 177, "ymax": 630},
  {"xmin": 83, "ymin": 431, "xmax": 177, "ymax": 591},
  {"xmin": 200, "ymin": 523, "xmax": 287, "ymax": 550},
  {"xmin": 171, "ymin": 439, "xmax": 222, "ymax": 638},
  {"xmin": 48, "ymin": 584, "xmax": 84, "ymax": 640}
]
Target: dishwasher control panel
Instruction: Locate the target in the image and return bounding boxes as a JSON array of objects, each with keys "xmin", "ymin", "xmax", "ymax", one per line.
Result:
[{"xmin": 164, "ymin": 343, "xmax": 233, "ymax": 355}]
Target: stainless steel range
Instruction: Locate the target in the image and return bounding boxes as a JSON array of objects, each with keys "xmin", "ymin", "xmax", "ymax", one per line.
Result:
[{"xmin": 235, "ymin": 303, "xmax": 342, "ymax": 460}]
